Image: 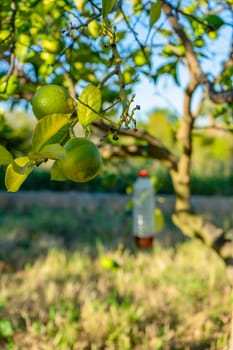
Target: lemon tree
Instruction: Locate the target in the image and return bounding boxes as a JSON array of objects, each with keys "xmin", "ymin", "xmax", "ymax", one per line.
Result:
[{"xmin": 0, "ymin": 83, "xmax": 104, "ymax": 191}]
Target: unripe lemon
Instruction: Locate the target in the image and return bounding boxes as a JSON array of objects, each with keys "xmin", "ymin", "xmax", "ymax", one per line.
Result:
[
  {"xmin": 134, "ymin": 51, "xmax": 147, "ymax": 66},
  {"xmin": 42, "ymin": 39, "xmax": 61, "ymax": 53},
  {"xmin": 60, "ymin": 138, "xmax": 102, "ymax": 182},
  {"xmin": 99, "ymin": 256, "xmax": 120, "ymax": 270},
  {"xmin": 31, "ymin": 84, "xmax": 75, "ymax": 119}
]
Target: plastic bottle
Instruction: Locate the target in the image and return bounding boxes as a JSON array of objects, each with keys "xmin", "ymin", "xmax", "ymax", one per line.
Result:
[{"xmin": 133, "ymin": 169, "xmax": 155, "ymax": 248}]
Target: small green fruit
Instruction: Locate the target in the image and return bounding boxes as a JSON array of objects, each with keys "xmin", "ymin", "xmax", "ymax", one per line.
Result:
[{"xmin": 99, "ymin": 256, "xmax": 120, "ymax": 270}]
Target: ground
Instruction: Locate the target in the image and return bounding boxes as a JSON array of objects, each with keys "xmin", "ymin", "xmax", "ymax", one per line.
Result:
[{"xmin": 0, "ymin": 193, "xmax": 232, "ymax": 349}]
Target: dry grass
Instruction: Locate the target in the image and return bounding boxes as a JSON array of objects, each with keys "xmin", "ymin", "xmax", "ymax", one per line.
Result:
[
  {"xmin": 0, "ymin": 205, "xmax": 231, "ymax": 349},
  {"xmin": 0, "ymin": 240, "xmax": 231, "ymax": 350}
]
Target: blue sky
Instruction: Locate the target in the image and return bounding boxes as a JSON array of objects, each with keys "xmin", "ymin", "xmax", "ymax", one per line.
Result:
[
  {"xmin": 133, "ymin": 74, "xmax": 184, "ymax": 117},
  {"xmin": 131, "ymin": 4, "xmax": 233, "ymax": 122},
  {"xmin": 133, "ymin": 33, "xmax": 232, "ymax": 122}
]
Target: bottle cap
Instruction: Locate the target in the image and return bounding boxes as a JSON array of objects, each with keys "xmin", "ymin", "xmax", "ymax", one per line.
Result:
[{"xmin": 139, "ymin": 169, "xmax": 148, "ymax": 177}]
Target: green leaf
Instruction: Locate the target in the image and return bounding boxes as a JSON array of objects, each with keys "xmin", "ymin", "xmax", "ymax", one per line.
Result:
[
  {"xmin": 125, "ymin": 199, "xmax": 133, "ymax": 211},
  {"xmin": 0, "ymin": 145, "xmax": 13, "ymax": 165},
  {"xmin": 150, "ymin": 0, "xmax": 161, "ymax": 28},
  {"xmin": 12, "ymin": 157, "xmax": 31, "ymax": 174},
  {"xmin": 50, "ymin": 160, "xmax": 67, "ymax": 181},
  {"xmin": 28, "ymin": 143, "xmax": 67, "ymax": 161},
  {"xmin": 77, "ymin": 85, "xmax": 102, "ymax": 127},
  {"xmin": 154, "ymin": 60, "xmax": 180, "ymax": 86},
  {"xmin": 0, "ymin": 93, "xmax": 10, "ymax": 101},
  {"xmin": 205, "ymin": 14, "xmax": 224, "ymax": 30},
  {"xmin": 0, "ymin": 75, "xmax": 19, "ymax": 95},
  {"xmin": 5, "ymin": 157, "xmax": 33, "ymax": 192},
  {"xmin": 102, "ymin": 0, "xmax": 115, "ymax": 19},
  {"xmin": 0, "ymin": 320, "xmax": 13, "ymax": 338},
  {"xmin": 154, "ymin": 208, "xmax": 165, "ymax": 232},
  {"xmin": 32, "ymin": 114, "xmax": 71, "ymax": 152}
]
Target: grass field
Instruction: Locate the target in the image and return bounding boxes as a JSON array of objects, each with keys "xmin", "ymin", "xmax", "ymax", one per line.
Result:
[{"xmin": 0, "ymin": 203, "xmax": 232, "ymax": 350}]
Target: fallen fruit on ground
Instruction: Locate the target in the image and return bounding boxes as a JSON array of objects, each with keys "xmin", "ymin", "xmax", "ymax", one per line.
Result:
[{"xmin": 99, "ymin": 256, "xmax": 120, "ymax": 270}]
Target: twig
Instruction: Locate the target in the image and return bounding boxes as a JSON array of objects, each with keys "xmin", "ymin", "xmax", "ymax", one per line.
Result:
[
  {"xmin": 98, "ymin": 68, "xmax": 119, "ymax": 89},
  {"xmin": 193, "ymin": 124, "xmax": 233, "ymax": 133},
  {"xmin": 120, "ymin": 7, "xmax": 145, "ymax": 51},
  {"xmin": 94, "ymin": 118, "xmax": 178, "ymax": 171},
  {"xmin": 102, "ymin": 98, "xmax": 121, "ymax": 113},
  {"xmin": 5, "ymin": 0, "xmax": 17, "ymax": 82}
]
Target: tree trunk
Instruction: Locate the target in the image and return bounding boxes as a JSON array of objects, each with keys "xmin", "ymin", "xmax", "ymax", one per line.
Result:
[{"xmin": 170, "ymin": 158, "xmax": 233, "ymax": 283}]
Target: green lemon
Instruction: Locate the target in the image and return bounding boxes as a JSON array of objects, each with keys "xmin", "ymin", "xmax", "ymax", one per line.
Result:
[
  {"xmin": 134, "ymin": 51, "xmax": 147, "ymax": 66},
  {"xmin": 99, "ymin": 257, "xmax": 120, "ymax": 270},
  {"xmin": 60, "ymin": 137, "xmax": 102, "ymax": 182},
  {"xmin": 31, "ymin": 84, "xmax": 75, "ymax": 119}
]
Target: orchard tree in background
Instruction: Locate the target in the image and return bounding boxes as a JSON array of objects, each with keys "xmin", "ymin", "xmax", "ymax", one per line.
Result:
[{"xmin": 0, "ymin": 0, "xmax": 233, "ymax": 281}]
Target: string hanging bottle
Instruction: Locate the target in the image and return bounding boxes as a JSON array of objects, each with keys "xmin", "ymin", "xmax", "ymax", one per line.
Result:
[{"xmin": 132, "ymin": 169, "xmax": 155, "ymax": 248}]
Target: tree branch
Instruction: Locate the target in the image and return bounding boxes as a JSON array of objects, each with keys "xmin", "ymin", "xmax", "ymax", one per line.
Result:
[
  {"xmin": 162, "ymin": 1, "xmax": 233, "ymax": 105},
  {"xmin": 93, "ymin": 119, "xmax": 178, "ymax": 171},
  {"xmin": 208, "ymin": 82, "xmax": 233, "ymax": 104},
  {"xmin": 208, "ymin": 41, "xmax": 233, "ymax": 104},
  {"xmin": 4, "ymin": 0, "xmax": 17, "ymax": 82},
  {"xmin": 193, "ymin": 124, "xmax": 233, "ymax": 133},
  {"xmin": 161, "ymin": 1, "xmax": 206, "ymax": 85}
]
